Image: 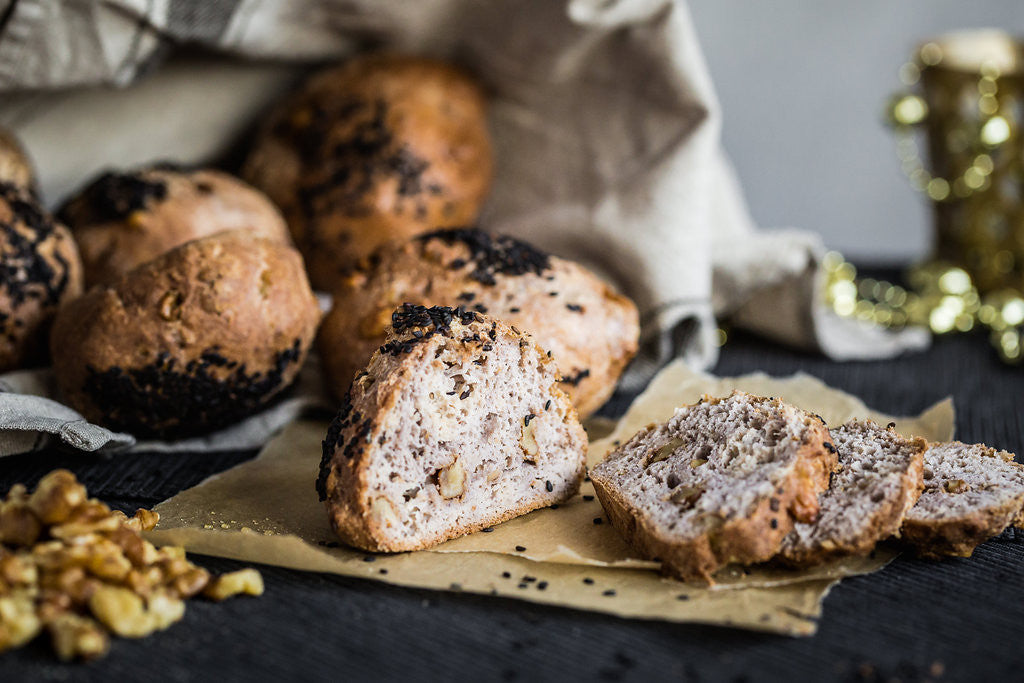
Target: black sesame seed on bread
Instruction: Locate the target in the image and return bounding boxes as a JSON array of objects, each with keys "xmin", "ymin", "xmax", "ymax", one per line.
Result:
[
  {"xmin": 242, "ymin": 54, "xmax": 493, "ymax": 289},
  {"xmin": 589, "ymin": 392, "xmax": 837, "ymax": 583},
  {"xmin": 317, "ymin": 228, "xmax": 639, "ymax": 419},
  {"xmin": 901, "ymin": 441, "xmax": 1024, "ymax": 558},
  {"xmin": 51, "ymin": 231, "xmax": 320, "ymax": 438},
  {"xmin": 777, "ymin": 419, "xmax": 927, "ymax": 567},
  {"xmin": 0, "ymin": 182, "xmax": 83, "ymax": 372},
  {"xmin": 317, "ymin": 304, "xmax": 587, "ymax": 552}
]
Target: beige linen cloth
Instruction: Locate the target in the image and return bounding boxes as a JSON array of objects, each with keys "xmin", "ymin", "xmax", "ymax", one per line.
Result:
[{"xmin": 0, "ymin": 0, "xmax": 929, "ymax": 454}]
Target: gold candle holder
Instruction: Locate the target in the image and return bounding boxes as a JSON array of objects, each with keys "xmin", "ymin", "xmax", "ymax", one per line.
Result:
[
  {"xmin": 820, "ymin": 31, "xmax": 1024, "ymax": 365},
  {"xmin": 888, "ymin": 29, "xmax": 1024, "ymax": 294}
]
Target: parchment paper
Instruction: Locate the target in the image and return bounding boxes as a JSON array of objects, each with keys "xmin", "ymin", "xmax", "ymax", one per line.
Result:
[{"xmin": 147, "ymin": 362, "xmax": 954, "ymax": 635}]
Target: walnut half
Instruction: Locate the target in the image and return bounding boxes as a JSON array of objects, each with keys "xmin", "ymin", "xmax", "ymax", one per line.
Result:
[{"xmin": 438, "ymin": 460, "xmax": 466, "ymax": 499}]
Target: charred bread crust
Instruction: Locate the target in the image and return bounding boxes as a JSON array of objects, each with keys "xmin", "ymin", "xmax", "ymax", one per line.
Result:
[
  {"xmin": 318, "ymin": 304, "xmax": 586, "ymax": 552},
  {"xmin": 242, "ymin": 54, "xmax": 493, "ymax": 289},
  {"xmin": 0, "ymin": 183, "xmax": 83, "ymax": 372},
  {"xmin": 317, "ymin": 228, "xmax": 639, "ymax": 418},
  {"xmin": 59, "ymin": 164, "xmax": 291, "ymax": 286},
  {"xmin": 589, "ymin": 394, "xmax": 836, "ymax": 583},
  {"xmin": 51, "ymin": 231, "xmax": 320, "ymax": 437}
]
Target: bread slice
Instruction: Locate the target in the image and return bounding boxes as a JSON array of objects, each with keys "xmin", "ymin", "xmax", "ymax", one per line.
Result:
[
  {"xmin": 777, "ymin": 419, "xmax": 927, "ymax": 567},
  {"xmin": 316, "ymin": 304, "xmax": 587, "ymax": 552},
  {"xmin": 589, "ymin": 392, "xmax": 837, "ymax": 583},
  {"xmin": 901, "ymin": 441, "xmax": 1024, "ymax": 558}
]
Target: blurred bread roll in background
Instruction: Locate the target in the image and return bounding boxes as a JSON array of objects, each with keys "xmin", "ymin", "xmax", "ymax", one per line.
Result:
[
  {"xmin": 317, "ymin": 228, "xmax": 639, "ymax": 419},
  {"xmin": 0, "ymin": 183, "xmax": 82, "ymax": 372},
  {"xmin": 59, "ymin": 164, "xmax": 291, "ymax": 286},
  {"xmin": 243, "ymin": 54, "xmax": 493, "ymax": 290}
]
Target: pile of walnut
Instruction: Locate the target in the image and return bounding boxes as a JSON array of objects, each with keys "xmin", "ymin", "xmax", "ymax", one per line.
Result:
[{"xmin": 0, "ymin": 469, "xmax": 263, "ymax": 660}]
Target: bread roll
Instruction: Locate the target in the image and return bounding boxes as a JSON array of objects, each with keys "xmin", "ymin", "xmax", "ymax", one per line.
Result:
[
  {"xmin": 318, "ymin": 304, "xmax": 586, "ymax": 551},
  {"xmin": 317, "ymin": 228, "xmax": 639, "ymax": 418},
  {"xmin": 0, "ymin": 183, "xmax": 83, "ymax": 371},
  {"xmin": 243, "ymin": 54, "xmax": 493, "ymax": 289},
  {"xmin": 60, "ymin": 165, "xmax": 291, "ymax": 286},
  {"xmin": 51, "ymin": 231, "xmax": 320, "ymax": 437}
]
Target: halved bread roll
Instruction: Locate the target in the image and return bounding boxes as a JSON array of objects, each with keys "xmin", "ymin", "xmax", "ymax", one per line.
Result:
[{"xmin": 317, "ymin": 304, "xmax": 587, "ymax": 552}]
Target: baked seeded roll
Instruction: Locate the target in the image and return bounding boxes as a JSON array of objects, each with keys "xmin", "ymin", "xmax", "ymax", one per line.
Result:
[
  {"xmin": 242, "ymin": 54, "xmax": 493, "ymax": 290},
  {"xmin": 901, "ymin": 441, "xmax": 1024, "ymax": 558},
  {"xmin": 59, "ymin": 164, "xmax": 291, "ymax": 286},
  {"xmin": 318, "ymin": 228, "xmax": 639, "ymax": 419},
  {"xmin": 317, "ymin": 304, "xmax": 587, "ymax": 552},
  {"xmin": 50, "ymin": 231, "xmax": 320, "ymax": 438},
  {"xmin": 589, "ymin": 392, "xmax": 837, "ymax": 583},
  {"xmin": 777, "ymin": 419, "xmax": 927, "ymax": 567},
  {"xmin": 0, "ymin": 128, "xmax": 34, "ymax": 190},
  {"xmin": 0, "ymin": 183, "xmax": 83, "ymax": 372}
]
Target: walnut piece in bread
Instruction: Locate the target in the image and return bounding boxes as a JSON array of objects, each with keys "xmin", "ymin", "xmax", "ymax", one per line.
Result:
[
  {"xmin": 59, "ymin": 164, "xmax": 291, "ymax": 286},
  {"xmin": 318, "ymin": 228, "xmax": 639, "ymax": 418},
  {"xmin": 0, "ymin": 183, "xmax": 83, "ymax": 372},
  {"xmin": 589, "ymin": 392, "xmax": 837, "ymax": 583},
  {"xmin": 243, "ymin": 54, "xmax": 493, "ymax": 290},
  {"xmin": 901, "ymin": 441, "xmax": 1024, "ymax": 558},
  {"xmin": 50, "ymin": 231, "xmax": 320, "ymax": 438},
  {"xmin": 317, "ymin": 304, "xmax": 587, "ymax": 552},
  {"xmin": 777, "ymin": 419, "xmax": 926, "ymax": 567}
]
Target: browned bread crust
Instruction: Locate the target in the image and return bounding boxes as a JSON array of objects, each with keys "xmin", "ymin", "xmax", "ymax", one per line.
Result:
[
  {"xmin": 50, "ymin": 231, "xmax": 320, "ymax": 438},
  {"xmin": 590, "ymin": 393, "xmax": 836, "ymax": 583},
  {"xmin": 242, "ymin": 54, "xmax": 493, "ymax": 290},
  {"xmin": 0, "ymin": 183, "xmax": 83, "ymax": 372},
  {"xmin": 317, "ymin": 304, "xmax": 587, "ymax": 552},
  {"xmin": 317, "ymin": 229, "xmax": 639, "ymax": 418},
  {"xmin": 902, "ymin": 441, "xmax": 1024, "ymax": 558},
  {"xmin": 0, "ymin": 129, "xmax": 34, "ymax": 190},
  {"xmin": 59, "ymin": 164, "xmax": 291, "ymax": 287}
]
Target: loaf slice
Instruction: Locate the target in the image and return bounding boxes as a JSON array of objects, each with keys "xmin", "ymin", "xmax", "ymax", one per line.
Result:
[
  {"xmin": 901, "ymin": 441, "xmax": 1024, "ymax": 558},
  {"xmin": 777, "ymin": 419, "xmax": 927, "ymax": 567},
  {"xmin": 316, "ymin": 304, "xmax": 587, "ymax": 552},
  {"xmin": 589, "ymin": 392, "xmax": 837, "ymax": 582}
]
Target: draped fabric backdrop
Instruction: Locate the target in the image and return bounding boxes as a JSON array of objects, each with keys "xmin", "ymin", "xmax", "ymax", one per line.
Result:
[{"xmin": 0, "ymin": 0, "xmax": 928, "ymax": 454}]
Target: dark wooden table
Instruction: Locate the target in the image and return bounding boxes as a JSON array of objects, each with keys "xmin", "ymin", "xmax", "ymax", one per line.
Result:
[{"xmin": 2, "ymin": 330, "xmax": 1022, "ymax": 682}]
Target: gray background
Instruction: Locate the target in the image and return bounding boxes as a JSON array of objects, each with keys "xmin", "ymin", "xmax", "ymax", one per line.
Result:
[{"xmin": 690, "ymin": 1, "xmax": 1024, "ymax": 263}]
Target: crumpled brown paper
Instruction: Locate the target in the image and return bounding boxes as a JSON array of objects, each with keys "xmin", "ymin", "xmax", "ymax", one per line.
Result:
[{"xmin": 147, "ymin": 361, "xmax": 954, "ymax": 635}]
